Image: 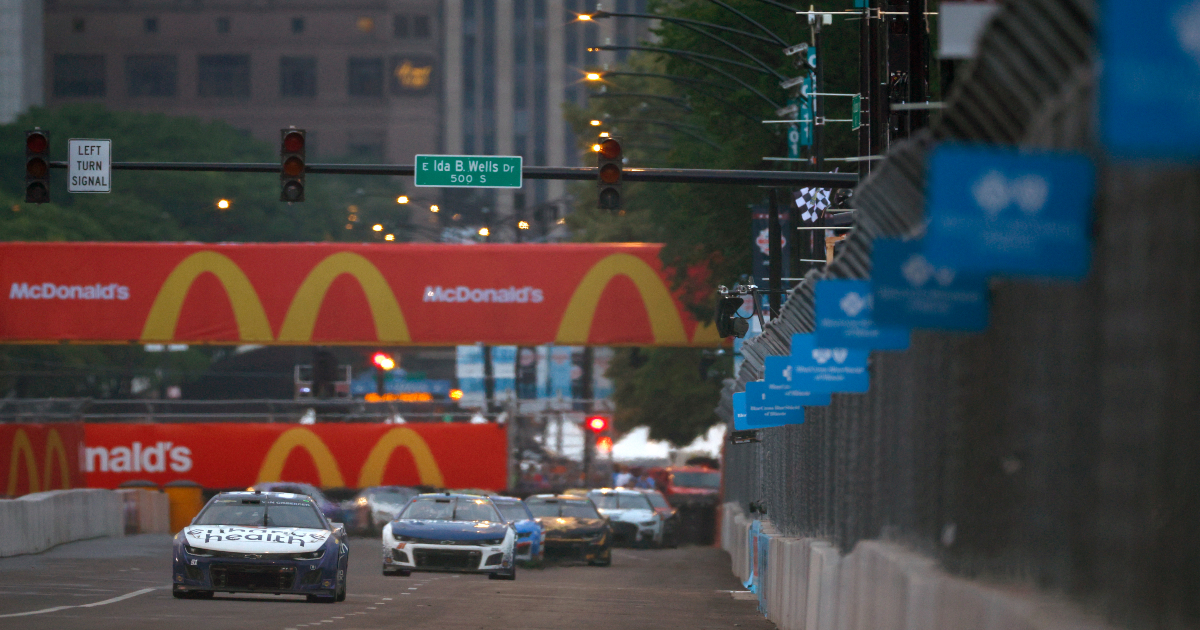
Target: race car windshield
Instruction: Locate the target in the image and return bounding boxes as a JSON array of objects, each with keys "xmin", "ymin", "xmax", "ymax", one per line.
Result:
[
  {"xmin": 371, "ymin": 489, "xmax": 416, "ymax": 504},
  {"xmin": 194, "ymin": 499, "xmax": 326, "ymax": 529},
  {"xmin": 589, "ymin": 493, "xmax": 654, "ymax": 510},
  {"xmin": 401, "ymin": 497, "xmax": 500, "ymax": 522},
  {"xmin": 527, "ymin": 499, "xmax": 600, "ymax": 519},
  {"xmin": 672, "ymin": 471, "xmax": 721, "ymax": 489},
  {"xmin": 495, "ymin": 502, "xmax": 532, "ymax": 522},
  {"xmin": 645, "ymin": 492, "xmax": 670, "ymax": 509}
]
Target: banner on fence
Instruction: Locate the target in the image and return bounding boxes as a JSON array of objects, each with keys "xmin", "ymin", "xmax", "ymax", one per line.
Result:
[{"xmin": 82, "ymin": 422, "xmax": 506, "ymax": 490}]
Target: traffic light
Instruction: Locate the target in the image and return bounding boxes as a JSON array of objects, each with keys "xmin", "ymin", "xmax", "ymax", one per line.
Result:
[
  {"xmin": 585, "ymin": 415, "xmax": 610, "ymax": 433},
  {"xmin": 596, "ymin": 137, "xmax": 622, "ymax": 210},
  {"xmin": 715, "ymin": 295, "xmax": 750, "ymax": 338},
  {"xmin": 312, "ymin": 349, "xmax": 338, "ymax": 399},
  {"xmin": 371, "ymin": 351, "xmax": 395, "ymax": 396},
  {"xmin": 280, "ymin": 128, "xmax": 306, "ymax": 202},
  {"xmin": 25, "ymin": 130, "xmax": 50, "ymax": 204}
]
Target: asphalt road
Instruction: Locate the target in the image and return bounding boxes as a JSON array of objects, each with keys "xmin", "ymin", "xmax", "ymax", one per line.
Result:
[{"xmin": 0, "ymin": 535, "xmax": 774, "ymax": 630}]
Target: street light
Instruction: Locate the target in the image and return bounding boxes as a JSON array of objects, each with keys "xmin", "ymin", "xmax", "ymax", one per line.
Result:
[
  {"xmin": 384, "ymin": 234, "xmax": 395, "ymax": 241},
  {"xmin": 430, "ymin": 204, "xmax": 439, "ymax": 212},
  {"xmin": 216, "ymin": 199, "xmax": 230, "ymax": 210},
  {"xmin": 478, "ymin": 227, "xmax": 490, "ymax": 237},
  {"xmin": 590, "ymin": 119, "xmax": 603, "ymax": 126},
  {"xmin": 372, "ymin": 224, "xmax": 383, "ymax": 232},
  {"xmin": 396, "ymin": 195, "xmax": 409, "ymax": 204},
  {"xmin": 518, "ymin": 220, "xmax": 530, "ymax": 230},
  {"xmin": 585, "ymin": 72, "xmax": 603, "ymax": 81}
]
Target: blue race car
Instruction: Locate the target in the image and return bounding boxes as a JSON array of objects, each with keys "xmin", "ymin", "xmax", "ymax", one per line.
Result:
[
  {"xmin": 491, "ymin": 496, "xmax": 544, "ymax": 562},
  {"xmin": 381, "ymin": 493, "xmax": 517, "ymax": 580},
  {"xmin": 172, "ymin": 491, "xmax": 349, "ymax": 603}
]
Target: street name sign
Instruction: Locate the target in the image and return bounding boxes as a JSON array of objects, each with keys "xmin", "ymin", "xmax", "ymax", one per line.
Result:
[
  {"xmin": 851, "ymin": 94, "xmax": 862, "ymax": 131},
  {"xmin": 414, "ymin": 154, "xmax": 522, "ymax": 188},
  {"xmin": 924, "ymin": 145, "xmax": 1095, "ymax": 278},
  {"xmin": 68, "ymin": 138, "xmax": 111, "ymax": 193}
]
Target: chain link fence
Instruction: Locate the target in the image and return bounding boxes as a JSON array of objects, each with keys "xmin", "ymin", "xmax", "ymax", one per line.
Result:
[{"xmin": 722, "ymin": 0, "xmax": 1200, "ymax": 626}]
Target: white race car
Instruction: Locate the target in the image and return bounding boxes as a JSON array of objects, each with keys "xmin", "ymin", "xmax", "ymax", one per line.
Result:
[
  {"xmin": 382, "ymin": 493, "xmax": 517, "ymax": 580},
  {"xmin": 172, "ymin": 491, "xmax": 349, "ymax": 602},
  {"xmin": 588, "ymin": 488, "xmax": 664, "ymax": 547}
]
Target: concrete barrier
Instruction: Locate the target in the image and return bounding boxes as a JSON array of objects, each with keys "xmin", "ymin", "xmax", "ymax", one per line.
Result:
[
  {"xmin": 0, "ymin": 489, "xmax": 123, "ymax": 557},
  {"xmin": 720, "ymin": 503, "xmax": 1117, "ymax": 630},
  {"xmin": 115, "ymin": 489, "xmax": 171, "ymax": 534}
]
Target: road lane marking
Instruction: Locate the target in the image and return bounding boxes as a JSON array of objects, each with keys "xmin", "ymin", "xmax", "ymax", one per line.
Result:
[{"xmin": 0, "ymin": 586, "xmax": 160, "ymax": 618}]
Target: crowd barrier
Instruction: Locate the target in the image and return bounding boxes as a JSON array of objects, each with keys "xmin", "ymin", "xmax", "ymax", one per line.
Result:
[
  {"xmin": 720, "ymin": 503, "xmax": 1118, "ymax": 630},
  {"xmin": 0, "ymin": 489, "xmax": 123, "ymax": 557}
]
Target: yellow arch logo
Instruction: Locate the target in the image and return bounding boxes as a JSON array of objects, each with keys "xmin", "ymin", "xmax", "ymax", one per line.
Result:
[
  {"xmin": 5, "ymin": 428, "xmax": 71, "ymax": 496},
  {"xmin": 256, "ymin": 428, "xmax": 346, "ymax": 488},
  {"xmin": 556, "ymin": 253, "xmax": 688, "ymax": 345},
  {"xmin": 278, "ymin": 252, "xmax": 410, "ymax": 343},
  {"xmin": 357, "ymin": 427, "xmax": 445, "ymax": 488},
  {"xmin": 141, "ymin": 251, "xmax": 273, "ymax": 342}
]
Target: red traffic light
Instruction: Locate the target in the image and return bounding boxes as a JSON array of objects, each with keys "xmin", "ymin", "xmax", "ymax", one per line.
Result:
[
  {"xmin": 26, "ymin": 133, "xmax": 48, "ymax": 154},
  {"xmin": 371, "ymin": 352, "xmax": 395, "ymax": 371},
  {"xmin": 283, "ymin": 131, "xmax": 305, "ymax": 153},
  {"xmin": 598, "ymin": 138, "xmax": 621, "ymax": 160},
  {"xmin": 585, "ymin": 415, "xmax": 609, "ymax": 433}
]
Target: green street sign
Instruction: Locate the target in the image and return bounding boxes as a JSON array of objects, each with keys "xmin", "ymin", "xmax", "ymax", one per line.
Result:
[
  {"xmin": 851, "ymin": 94, "xmax": 862, "ymax": 131},
  {"xmin": 414, "ymin": 154, "xmax": 522, "ymax": 188}
]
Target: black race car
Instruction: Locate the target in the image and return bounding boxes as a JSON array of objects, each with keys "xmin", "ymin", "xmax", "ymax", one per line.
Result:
[{"xmin": 524, "ymin": 494, "xmax": 611, "ymax": 566}]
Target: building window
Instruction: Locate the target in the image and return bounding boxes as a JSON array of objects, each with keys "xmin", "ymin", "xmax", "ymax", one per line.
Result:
[
  {"xmin": 292, "ymin": 17, "xmax": 305, "ymax": 33},
  {"xmin": 393, "ymin": 14, "xmax": 408, "ymax": 37},
  {"xmin": 72, "ymin": 18, "xmax": 85, "ymax": 33},
  {"xmin": 144, "ymin": 17, "xmax": 158, "ymax": 33},
  {"xmin": 280, "ymin": 57, "xmax": 317, "ymax": 97},
  {"xmin": 216, "ymin": 17, "xmax": 230, "ymax": 33},
  {"xmin": 347, "ymin": 57, "xmax": 383, "ymax": 96},
  {"xmin": 347, "ymin": 131, "xmax": 384, "ymax": 160},
  {"xmin": 197, "ymin": 55, "xmax": 250, "ymax": 97},
  {"xmin": 53, "ymin": 54, "xmax": 105, "ymax": 97},
  {"xmin": 413, "ymin": 15, "xmax": 430, "ymax": 38},
  {"xmin": 126, "ymin": 55, "xmax": 176, "ymax": 97},
  {"xmin": 356, "ymin": 17, "xmax": 374, "ymax": 33}
]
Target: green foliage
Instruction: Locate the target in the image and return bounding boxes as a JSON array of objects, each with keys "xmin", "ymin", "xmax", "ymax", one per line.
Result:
[{"xmin": 608, "ymin": 348, "xmax": 731, "ymax": 447}]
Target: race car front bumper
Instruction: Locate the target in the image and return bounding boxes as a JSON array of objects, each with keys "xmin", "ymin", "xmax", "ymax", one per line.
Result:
[
  {"xmin": 172, "ymin": 555, "xmax": 340, "ymax": 597},
  {"xmin": 383, "ymin": 542, "xmax": 512, "ymax": 573}
]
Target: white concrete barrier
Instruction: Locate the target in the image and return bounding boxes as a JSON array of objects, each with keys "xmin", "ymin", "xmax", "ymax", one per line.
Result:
[
  {"xmin": 722, "ymin": 503, "xmax": 1116, "ymax": 630},
  {"xmin": 0, "ymin": 489, "xmax": 123, "ymax": 557},
  {"xmin": 116, "ymin": 489, "xmax": 170, "ymax": 534}
]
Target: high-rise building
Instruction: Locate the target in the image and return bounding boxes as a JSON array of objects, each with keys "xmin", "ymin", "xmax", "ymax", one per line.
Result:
[
  {"xmin": 42, "ymin": 0, "xmax": 441, "ymax": 162},
  {"xmin": 0, "ymin": 0, "xmax": 44, "ymax": 123}
]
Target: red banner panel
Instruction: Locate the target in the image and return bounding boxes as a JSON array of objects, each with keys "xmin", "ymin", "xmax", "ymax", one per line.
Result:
[
  {"xmin": 0, "ymin": 423, "xmax": 85, "ymax": 497},
  {"xmin": 0, "ymin": 243, "xmax": 719, "ymax": 346},
  {"xmin": 82, "ymin": 423, "xmax": 507, "ymax": 491}
]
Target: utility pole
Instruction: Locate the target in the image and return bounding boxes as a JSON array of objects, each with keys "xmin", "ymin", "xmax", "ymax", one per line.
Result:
[
  {"xmin": 859, "ymin": 0, "xmax": 873, "ymax": 179},
  {"xmin": 908, "ymin": 0, "xmax": 930, "ymax": 130},
  {"xmin": 812, "ymin": 14, "xmax": 825, "ymax": 171}
]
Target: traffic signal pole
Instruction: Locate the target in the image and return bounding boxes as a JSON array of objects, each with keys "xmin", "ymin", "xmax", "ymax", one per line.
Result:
[{"xmin": 43, "ymin": 161, "xmax": 858, "ymax": 188}]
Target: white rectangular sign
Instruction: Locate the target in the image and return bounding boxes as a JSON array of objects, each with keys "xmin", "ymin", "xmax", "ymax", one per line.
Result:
[{"xmin": 68, "ymin": 138, "xmax": 111, "ymax": 193}]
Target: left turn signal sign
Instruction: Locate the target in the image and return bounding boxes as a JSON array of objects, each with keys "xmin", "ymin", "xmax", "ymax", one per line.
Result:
[
  {"xmin": 280, "ymin": 128, "xmax": 306, "ymax": 202},
  {"xmin": 25, "ymin": 129, "xmax": 50, "ymax": 204}
]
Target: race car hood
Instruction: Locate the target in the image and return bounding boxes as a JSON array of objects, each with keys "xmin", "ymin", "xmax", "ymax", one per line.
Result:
[
  {"xmin": 389, "ymin": 519, "xmax": 508, "ymax": 541},
  {"xmin": 183, "ymin": 526, "xmax": 331, "ymax": 553},
  {"xmin": 598, "ymin": 508, "xmax": 656, "ymax": 524},
  {"xmin": 536, "ymin": 516, "xmax": 607, "ymax": 537}
]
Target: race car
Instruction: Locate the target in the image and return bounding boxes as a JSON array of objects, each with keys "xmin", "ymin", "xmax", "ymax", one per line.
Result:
[
  {"xmin": 588, "ymin": 488, "xmax": 665, "ymax": 547},
  {"xmin": 491, "ymin": 495, "xmax": 544, "ymax": 562},
  {"xmin": 381, "ymin": 493, "xmax": 517, "ymax": 580},
  {"xmin": 524, "ymin": 494, "xmax": 611, "ymax": 566},
  {"xmin": 172, "ymin": 491, "xmax": 350, "ymax": 603}
]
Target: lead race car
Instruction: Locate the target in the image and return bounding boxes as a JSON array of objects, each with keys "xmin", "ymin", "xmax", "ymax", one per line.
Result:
[
  {"xmin": 382, "ymin": 492, "xmax": 517, "ymax": 580},
  {"xmin": 172, "ymin": 491, "xmax": 349, "ymax": 603}
]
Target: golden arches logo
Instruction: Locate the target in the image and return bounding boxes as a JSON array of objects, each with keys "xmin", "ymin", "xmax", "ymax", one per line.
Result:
[
  {"xmin": 141, "ymin": 251, "xmax": 273, "ymax": 342},
  {"xmin": 278, "ymin": 252, "xmax": 409, "ymax": 343},
  {"xmin": 357, "ymin": 428, "xmax": 444, "ymax": 488},
  {"xmin": 6, "ymin": 428, "xmax": 72, "ymax": 496},
  {"xmin": 556, "ymin": 253, "xmax": 690, "ymax": 345},
  {"xmin": 140, "ymin": 251, "xmax": 410, "ymax": 343},
  {"xmin": 256, "ymin": 428, "xmax": 346, "ymax": 488}
]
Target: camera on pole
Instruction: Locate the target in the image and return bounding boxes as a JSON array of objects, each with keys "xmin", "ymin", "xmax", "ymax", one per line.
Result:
[
  {"xmin": 25, "ymin": 129, "xmax": 50, "ymax": 204},
  {"xmin": 596, "ymin": 137, "xmax": 622, "ymax": 210},
  {"xmin": 280, "ymin": 128, "xmax": 306, "ymax": 202},
  {"xmin": 714, "ymin": 286, "xmax": 760, "ymax": 338}
]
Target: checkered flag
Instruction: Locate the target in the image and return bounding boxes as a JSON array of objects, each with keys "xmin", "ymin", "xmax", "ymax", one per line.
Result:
[{"xmin": 794, "ymin": 187, "xmax": 831, "ymax": 222}]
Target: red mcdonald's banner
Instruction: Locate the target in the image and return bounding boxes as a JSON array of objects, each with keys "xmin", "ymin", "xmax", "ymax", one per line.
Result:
[
  {"xmin": 82, "ymin": 423, "xmax": 507, "ymax": 491},
  {"xmin": 0, "ymin": 243, "xmax": 720, "ymax": 346},
  {"xmin": 1, "ymin": 423, "xmax": 85, "ymax": 497}
]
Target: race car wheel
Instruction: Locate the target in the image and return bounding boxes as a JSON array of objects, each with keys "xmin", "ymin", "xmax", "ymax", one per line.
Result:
[
  {"xmin": 193, "ymin": 591, "xmax": 214, "ymax": 599},
  {"xmin": 488, "ymin": 566, "xmax": 516, "ymax": 581},
  {"xmin": 335, "ymin": 582, "xmax": 346, "ymax": 602},
  {"xmin": 307, "ymin": 594, "xmax": 337, "ymax": 603},
  {"xmin": 588, "ymin": 549, "xmax": 612, "ymax": 566},
  {"xmin": 383, "ymin": 568, "xmax": 411, "ymax": 577}
]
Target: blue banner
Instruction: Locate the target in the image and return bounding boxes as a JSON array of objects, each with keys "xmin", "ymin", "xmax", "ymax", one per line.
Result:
[
  {"xmin": 744, "ymin": 381, "xmax": 806, "ymax": 428},
  {"xmin": 491, "ymin": 346, "xmax": 517, "ymax": 400},
  {"xmin": 1101, "ymin": 0, "xmax": 1200, "ymax": 158},
  {"xmin": 548, "ymin": 346, "xmax": 574, "ymax": 402},
  {"xmin": 732, "ymin": 391, "xmax": 750, "ymax": 430},
  {"xmin": 814, "ymin": 279, "xmax": 910, "ymax": 350},
  {"xmin": 871, "ymin": 238, "xmax": 990, "ymax": 331},
  {"xmin": 455, "ymin": 345, "xmax": 486, "ymax": 406},
  {"xmin": 789, "ymin": 334, "xmax": 869, "ymax": 393},
  {"xmin": 924, "ymin": 145, "xmax": 1095, "ymax": 279},
  {"xmin": 762, "ymin": 355, "xmax": 833, "ymax": 405}
]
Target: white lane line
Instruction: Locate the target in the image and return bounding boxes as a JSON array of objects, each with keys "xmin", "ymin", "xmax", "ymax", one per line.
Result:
[
  {"xmin": 382, "ymin": 597, "xmax": 392, "ymax": 600},
  {"xmin": 0, "ymin": 587, "xmax": 161, "ymax": 618},
  {"xmin": 401, "ymin": 593, "xmax": 410, "ymax": 596}
]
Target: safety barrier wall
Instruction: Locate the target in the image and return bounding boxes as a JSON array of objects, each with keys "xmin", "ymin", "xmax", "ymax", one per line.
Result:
[
  {"xmin": 720, "ymin": 503, "xmax": 1118, "ymax": 630},
  {"xmin": 0, "ymin": 489, "xmax": 123, "ymax": 557}
]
